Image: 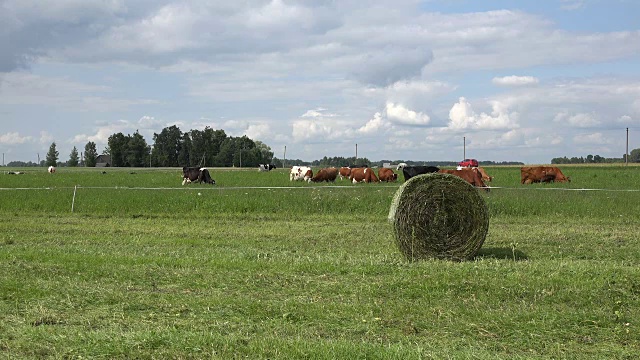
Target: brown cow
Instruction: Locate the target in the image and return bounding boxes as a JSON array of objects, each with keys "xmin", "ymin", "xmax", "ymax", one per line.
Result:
[
  {"xmin": 311, "ymin": 167, "xmax": 338, "ymax": 182},
  {"xmin": 378, "ymin": 168, "xmax": 398, "ymax": 182},
  {"xmin": 350, "ymin": 167, "xmax": 379, "ymax": 183},
  {"xmin": 521, "ymin": 166, "xmax": 570, "ymax": 184},
  {"xmin": 476, "ymin": 167, "xmax": 493, "ymax": 182},
  {"xmin": 338, "ymin": 167, "xmax": 351, "ymax": 180},
  {"xmin": 439, "ymin": 168, "xmax": 489, "ymax": 191}
]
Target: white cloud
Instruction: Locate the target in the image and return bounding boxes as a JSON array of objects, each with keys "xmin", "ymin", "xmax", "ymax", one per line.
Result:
[
  {"xmin": 244, "ymin": 123, "xmax": 271, "ymax": 140},
  {"xmin": 573, "ymin": 132, "xmax": 612, "ymax": 145},
  {"xmin": 617, "ymin": 115, "xmax": 633, "ymax": 123},
  {"xmin": 138, "ymin": 116, "xmax": 163, "ymax": 129},
  {"xmin": 245, "ymin": 0, "xmax": 314, "ymax": 29},
  {"xmin": 560, "ymin": 0, "xmax": 585, "ymax": 11},
  {"xmin": 291, "ymin": 120, "xmax": 334, "ymax": 142},
  {"xmin": 448, "ymin": 97, "xmax": 519, "ymax": 130},
  {"xmin": 492, "ymin": 76, "xmax": 539, "ymax": 86},
  {"xmin": 358, "ymin": 112, "xmax": 387, "ymax": 134},
  {"xmin": 0, "ymin": 132, "xmax": 33, "ymax": 145},
  {"xmin": 301, "ymin": 108, "xmax": 337, "ymax": 118},
  {"xmin": 554, "ymin": 112, "xmax": 601, "ymax": 127},
  {"xmin": 71, "ymin": 120, "xmax": 131, "ymax": 146},
  {"xmin": 39, "ymin": 131, "xmax": 54, "ymax": 145},
  {"xmin": 385, "ymin": 102, "xmax": 430, "ymax": 126}
]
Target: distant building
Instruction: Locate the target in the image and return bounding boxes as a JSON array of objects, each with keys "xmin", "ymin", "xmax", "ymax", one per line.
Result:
[{"xmin": 96, "ymin": 155, "xmax": 112, "ymax": 167}]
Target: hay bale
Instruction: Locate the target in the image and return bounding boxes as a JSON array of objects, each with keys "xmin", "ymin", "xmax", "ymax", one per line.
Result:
[{"xmin": 388, "ymin": 172, "xmax": 489, "ymax": 261}]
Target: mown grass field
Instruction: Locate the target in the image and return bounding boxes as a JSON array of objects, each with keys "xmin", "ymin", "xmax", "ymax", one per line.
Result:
[{"xmin": 1, "ymin": 165, "xmax": 639, "ymax": 359}]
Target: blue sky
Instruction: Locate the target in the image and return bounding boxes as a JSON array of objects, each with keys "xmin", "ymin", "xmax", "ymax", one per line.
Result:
[{"xmin": 1, "ymin": 0, "xmax": 639, "ymax": 164}]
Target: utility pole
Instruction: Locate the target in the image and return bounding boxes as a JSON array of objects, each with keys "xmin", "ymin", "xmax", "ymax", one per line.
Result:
[
  {"xmin": 626, "ymin": 127, "xmax": 629, "ymax": 166},
  {"xmin": 355, "ymin": 143, "xmax": 358, "ymax": 162},
  {"xmin": 463, "ymin": 136, "xmax": 466, "ymax": 160},
  {"xmin": 283, "ymin": 145, "xmax": 287, "ymax": 168}
]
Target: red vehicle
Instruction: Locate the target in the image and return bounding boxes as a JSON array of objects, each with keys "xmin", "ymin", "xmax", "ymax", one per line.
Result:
[{"xmin": 458, "ymin": 158, "xmax": 479, "ymax": 167}]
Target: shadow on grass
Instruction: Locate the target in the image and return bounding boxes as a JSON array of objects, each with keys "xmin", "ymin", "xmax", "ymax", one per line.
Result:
[{"xmin": 476, "ymin": 247, "xmax": 528, "ymax": 261}]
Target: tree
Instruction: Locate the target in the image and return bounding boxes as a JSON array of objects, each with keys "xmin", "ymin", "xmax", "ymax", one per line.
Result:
[
  {"xmin": 68, "ymin": 146, "xmax": 79, "ymax": 167},
  {"xmin": 255, "ymin": 141, "xmax": 274, "ymax": 164},
  {"xmin": 630, "ymin": 148, "xmax": 640, "ymax": 163},
  {"xmin": 107, "ymin": 132, "xmax": 128, "ymax": 166},
  {"xmin": 215, "ymin": 138, "xmax": 236, "ymax": 167},
  {"xmin": 152, "ymin": 125, "xmax": 183, "ymax": 167},
  {"xmin": 177, "ymin": 133, "xmax": 192, "ymax": 167},
  {"xmin": 84, "ymin": 141, "xmax": 98, "ymax": 167},
  {"xmin": 190, "ymin": 127, "xmax": 227, "ymax": 167},
  {"xmin": 45, "ymin": 142, "xmax": 59, "ymax": 167},
  {"xmin": 126, "ymin": 130, "xmax": 149, "ymax": 167}
]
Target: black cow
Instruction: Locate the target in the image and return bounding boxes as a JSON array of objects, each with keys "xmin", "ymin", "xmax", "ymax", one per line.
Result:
[
  {"xmin": 182, "ymin": 167, "xmax": 216, "ymax": 185},
  {"xmin": 258, "ymin": 164, "xmax": 276, "ymax": 172},
  {"xmin": 402, "ymin": 166, "xmax": 440, "ymax": 181}
]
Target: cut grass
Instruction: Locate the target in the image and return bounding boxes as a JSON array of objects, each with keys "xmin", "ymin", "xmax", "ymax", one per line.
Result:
[{"xmin": 1, "ymin": 166, "xmax": 639, "ymax": 358}]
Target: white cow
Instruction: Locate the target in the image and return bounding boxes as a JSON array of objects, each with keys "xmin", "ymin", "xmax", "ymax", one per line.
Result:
[
  {"xmin": 48, "ymin": 166, "xmax": 56, "ymax": 174},
  {"xmin": 289, "ymin": 166, "xmax": 313, "ymax": 182},
  {"xmin": 396, "ymin": 163, "xmax": 408, "ymax": 171}
]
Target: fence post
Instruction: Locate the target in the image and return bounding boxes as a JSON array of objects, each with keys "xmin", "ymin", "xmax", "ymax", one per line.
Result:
[{"xmin": 71, "ymin": 185, "xmax": 77, "ymax": 213}]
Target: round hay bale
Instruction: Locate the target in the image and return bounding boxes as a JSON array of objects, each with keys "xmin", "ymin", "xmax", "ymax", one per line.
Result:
[{"xmin": 388, "ymin": 172, "xmax": 489, "ymax": 261}]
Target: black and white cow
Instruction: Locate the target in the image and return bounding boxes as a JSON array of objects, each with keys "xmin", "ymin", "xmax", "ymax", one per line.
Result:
[
  {"xmin": 400, "ymin": 165, "xmax": 440, "ymax": 182},
  {"xmin": 182, "ymin": 167, "xmax": 216, "ymax": 185},
  {"xmin": 258, "ymin": 164, "xmax": 276, "ymax": 172}
]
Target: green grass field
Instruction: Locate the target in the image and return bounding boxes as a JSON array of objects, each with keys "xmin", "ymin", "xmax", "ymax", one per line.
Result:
[{"xmin": 1, "ymin": 166, "xmax": 639, "ymax": 359}]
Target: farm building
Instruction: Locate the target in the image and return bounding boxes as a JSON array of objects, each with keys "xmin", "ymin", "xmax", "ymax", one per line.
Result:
[{"xmin": 96, "ymin": 155, "xmax": 112, "ymax": 167}]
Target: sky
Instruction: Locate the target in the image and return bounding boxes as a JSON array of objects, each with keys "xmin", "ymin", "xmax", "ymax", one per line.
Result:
[{"xmin": 1, "ymin": 0, "xmax": 640, "ymax": 165}]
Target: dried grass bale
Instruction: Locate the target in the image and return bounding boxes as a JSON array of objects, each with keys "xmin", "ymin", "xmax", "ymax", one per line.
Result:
[{"xmin": 388, "ymin": 172, "xmax": 489, "ymax": 261}]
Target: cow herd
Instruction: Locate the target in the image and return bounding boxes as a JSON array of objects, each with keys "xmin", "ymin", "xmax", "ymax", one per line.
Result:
[
  {"xmin": 288, "ymin": 164, "xmax": 494, "ymax": 191},
  {"xmin": 179, "ymin": 164, "xmax": 570, "ymax": 190}
]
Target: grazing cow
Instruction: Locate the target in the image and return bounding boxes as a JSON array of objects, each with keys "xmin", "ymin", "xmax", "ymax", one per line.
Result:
[
  {"xmin": 258, "ymin": 164, "xmax": 276, "ymax": 172},
  {"xmin": 350, "ymin": 167, "xmax": 379, "ymax": 183},
  {"xmin": 378, "ymin": 168, "xmax": 398, "ymax": 182},
  {"xmin": 290, "ymin": 166, "xmax": 313, "ymax": 182},
  {"xmin": 476, "ymin": 167, "xmax": 493, "ymax": 182},
  {"xmin": 48, "ymin": 166, "xmax": 56, "ymax": 174},
  {"xmin": 182, "ymin": 167, "xmax": 216, "ymax": 185},
  {"xmin": 440, "ymin": 168, "xmax": 489, "ymax": 191},
  {"xmin": 521, "ymin": 166, "xmax": 570, "ymax": 184},
  {"xmin": 311, "ymin": 167, "xmax": 339, "ymax": 182},
  {"xmin": 401, "ymin": 166, "xmax": 440, "ymax": 181},
  {"xmin": 338, "ymin": 167, "xmax": 351, "ymax": 180}
]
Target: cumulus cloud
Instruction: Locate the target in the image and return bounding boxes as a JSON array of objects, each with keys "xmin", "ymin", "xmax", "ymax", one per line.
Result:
[
  {"xmin": 448, "ymin": 97, "xmax": 519, "ymax": 130},
  {"xmin": 39, "ymin": 131, "xmax": 54, "ymax": 145},
  {"xmin": 385, "ymin": 102, "xmax": 430, "ymax": 126},
  {"xmin": 0, "ymin": 132, "xmax": 33, "ymax": 145},
  {"xmin": 71, "ymin": 120, "xmax": 132, "ymax": 146},
  {"xmin": 492, "ymin": 75, "xmax": 539, "ymax": 86},
  {"xmin": 349, "ymin": 46, "xmax": 434, "ymax": 86},
  {"xmin": 291, "ymin": 120, "xmax": 335, "ymax": 142},
  {"xmin": 358, "ymin": 112, "xmax": 387, "ymax": 134},
  {"xmin": 137, "ymin": 116, "xmax": 164, "ymax": 130},
  {"xmin": 553, "ymin": 112, "xmax": 601, "ymax": 127},
  {"xmin": 573, "ymin": 132, "xmax": 612, "ymax": 145},
  {"xmin": 301, "ymin": 108, "xmax": 337, "ymax": 118},
  {"xmin": 244, "ymin": 123, "xmax": 271, "ymax": 140}
]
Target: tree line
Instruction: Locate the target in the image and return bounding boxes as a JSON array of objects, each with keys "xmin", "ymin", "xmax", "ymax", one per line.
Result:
[
  {"xmin": 551, "ymin": 149, "xmax": 640, "ymax": 164},
  {"xmin": 23, "ymin": 126, "xmax": 274, "ymax": 168}
]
